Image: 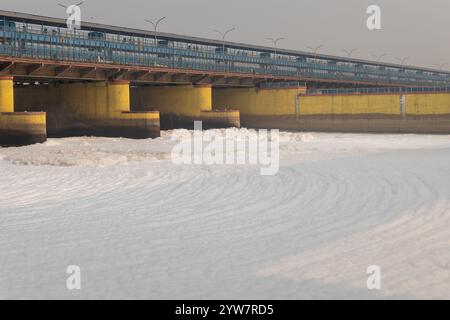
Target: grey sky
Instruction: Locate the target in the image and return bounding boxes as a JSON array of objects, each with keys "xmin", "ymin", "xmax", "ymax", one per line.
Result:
[{"xmin": 2, "ymin": 0, "xmax": 450, "ymax": 69}]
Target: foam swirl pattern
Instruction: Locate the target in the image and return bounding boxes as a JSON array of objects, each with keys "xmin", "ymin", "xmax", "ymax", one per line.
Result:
[{"xmin": 0, "ymin": 131, "xmax": 449, "ymax": 299}]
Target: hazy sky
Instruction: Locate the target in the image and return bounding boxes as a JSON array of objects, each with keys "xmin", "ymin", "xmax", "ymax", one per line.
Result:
[{"xmin": 2, "ymin": 0, "xmax": 450, "ymax": 69}]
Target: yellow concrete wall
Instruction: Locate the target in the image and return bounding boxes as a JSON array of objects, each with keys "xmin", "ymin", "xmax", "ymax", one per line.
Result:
[
  {"xmin": 61, "ymin": 82, "xmax": 128, "ymax": 119},
  {"xmin": 201, "ymin": 110, "xmax": 240, "ymax": 120},
  {"xmin": 301, "ymin": 93, "xmax": 450, "ymax": 116},
  {"xmin": 212, "ymin": 87, "xmax": 306, "ymax": 116},
  {"xmin": 0, "ymin": 77, "xmax": 47, "ymax": 146},
  {"xmin": 108, "ymin": 81, "xmax": 131, "ymax": 115},
  {"xmin": 14, "ymin": 84, "xmax": 57, "ymax": 112},
  {"xmin": 0, "ymin": 77, "xmax": 14, "ymax": 113},
  {"xmin": 132, "ymin": 85, "xmax": 212, "ymax": 117},
  {"xmin": 405, "ymin": 93, "xmax": 450, "ymax": 115},
  {"xmin": 120, "ymin": 111, "xmax": 160, "ymax": 120},
  {"xmin": 299, "ymin": 94, "xmax": 401, "ymax": 115},
  {"xmin": 0, "ymin": 112, "xmax": 46, "ymax": 129},
  {"xmin": 14, "ymin": 82, "xmax": 160, "ymax": 139},
  {"xmin": 14, "ymin": 82, "xmax": 134, "ymax": 120},
  {"xmin": 214, "ymin": 88, "xmax": 450, "ymax": 116}
]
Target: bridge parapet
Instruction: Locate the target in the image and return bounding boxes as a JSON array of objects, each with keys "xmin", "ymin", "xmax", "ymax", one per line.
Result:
[{"xmin": 306, "ymin": 86, "xmax": 450, "ymax": 96}]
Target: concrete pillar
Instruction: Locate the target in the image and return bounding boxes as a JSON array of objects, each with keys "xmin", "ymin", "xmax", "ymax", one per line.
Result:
[
  {"xmin": 131, "ymin": 84, "xmax": 240, "ymax": 129},
  {"xmin": 295, "ymin": 92, "xmax": 450, "ymax": 134},
  {"xmin": 105, "ymin": 80, "xmax": 160, "ymax": 138},
  {"xmin": 213, "ymin": 86, "xmax": 450, "ymax": 134},
  {"xmin": 0, "ymin": 76, "xmax": 14, "ymax": 113},
  {"xmin": 14, "ymin": 81, "xmax": 160, "ymax": 139},
  {"xmin": 0, "ymin": 77, "xmax": 47, "ymax": 146},
  {"xmin": 132, "ymin": 84, "xmax": 211, "ymax": 117},
  {"xmin": 212, "ymin": 86, "xmax": 306, "ymax": 129},
  {"xmin": 107, "ymin": 80, "xmax": 131, "ymax": 115}
]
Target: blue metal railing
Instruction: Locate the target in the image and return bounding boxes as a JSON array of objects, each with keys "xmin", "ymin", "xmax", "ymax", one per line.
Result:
[
  {"xmin": 1, "ymin": 25, "xmax": 450, "ymax": 86},
  {"xmin": 259, "ymin": 81, "xmax": 304, "ymax": 88},
  {"xmin": 306, "ymin": 86, "xmax": 450, "ymax": 95}
]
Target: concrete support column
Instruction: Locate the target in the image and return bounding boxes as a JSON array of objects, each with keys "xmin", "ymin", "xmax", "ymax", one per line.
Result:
[
  {"xmin": 212, "ymin": 86, "xmax": 306, "ymax": 129},
  {"xmin": 0, "ymin": 76, "xmax": 47, "ymax": 146},
  {"xmin": 0, "ymin": 76, "xmax": 14, "ymax": 113},
  {"xmin": 194, "ymin": 84, "xmax": 213, "ymax": 112},
  {"xmin": 132, "ymin": 84, "xmax": 212, "ymax": 117},
  {"xmin": 107, "ymin": 80, "xmax": 131, "ymax": 115},
  {"xmin": 131, "ymin": 84, "xmax": 239, "ymax": 129},
  {"xmin": 103, "ymin": 80, "xmax": 160, "ymax": 138},
  {"xmin": 13, "ymin": 81, "xmax": 160, "ymax": 139},
  {"xmin": 213, "ymin": 86, "xmax": 450, "ymax": 133}
]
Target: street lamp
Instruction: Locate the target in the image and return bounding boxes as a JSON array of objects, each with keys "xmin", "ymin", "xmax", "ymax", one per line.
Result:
[
  {"xmin": 145, "ymin": 17, "xmax": 166, "ymax": 45},
  {"xmin": 58, "ymin": 1, "xmax": 84, "ymax": 9},
  {"xmin": 432, "ymin": 63, "xmax": 447, "ymax": 71},
  {"xmin": 342, "ymin": 48, "xmax": 357, "ymax": 58},
  {"xmin": 266, "ymin": 37, "xmax": 284, "ymax": 57},
  {"xmin": 213, "ymin": 27, "xmax": 235, "ymax": 54},
  {"xmin": 371, "ymin": 53, "xmax": 387, "ymax": 63},
  {"xmin": 307, "ymin": 44, "xmax": 324, "ymax": 59},
  {"xmin": 395, "ymin": 56, "xmax": 410, "ymax": 67},
  {"xmin": 58, "ymin": 1, "xmax": 84, "ymax": 32}
]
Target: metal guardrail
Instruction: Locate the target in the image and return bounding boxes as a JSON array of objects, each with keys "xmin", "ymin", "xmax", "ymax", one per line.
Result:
[
  {"xmin": 1, "ymin": 25, "xmax": 450, "ymax": 86},
  {"xmin": 259, "ymin": 81, "xmax": 304, "ymax": 88},
  {"xmin": 306, "ymin": 86, "xmax": 450, "ymax": 95}
]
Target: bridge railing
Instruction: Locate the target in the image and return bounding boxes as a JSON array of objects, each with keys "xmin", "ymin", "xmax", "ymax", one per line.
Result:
[
  {"xmin": 306, "ymin": 86, "xmax": 450, "ymax": 95},
  {"xmin": 1, "ymin": 26, "xmax": 450, "ymax": 86},
  {"xmin": 259, "ymin": 81, "xmax": 304, "ymax": 89}
]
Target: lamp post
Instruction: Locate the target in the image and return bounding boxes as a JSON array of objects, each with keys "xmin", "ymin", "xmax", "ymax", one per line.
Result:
[
  {"xmin": 58, "ymin": 1, "xmax": 84, "ymax": 32},
  {"xmin": 395, "ymin": 56, "xmax": 410, "ymax": 67},
  {"xmin": 145, "ymin": 17, "xmax": 166, "ymax": 45},
  {"xmin": 58, "ymin": 1, "xmax": 84, "ymax": 9},
  {"xmin": 213, "ymin": 27, "xmax": 235, "ymax": 54},
  {"xmin": 266, "ymin": 37, "xmax": 284, "ymax": 57},
  {"xmin": 395, "ymin": 57, "xmax": 410, "ymax": 85},
  {"xmin": 371, "ymin": 53, "xmax": 387, "ymax": 63},
  {"xmin": 433, "ymin": 63, "xmax": 447, "ymax": 71},
  {"xmin": 307, "ymin": 44, "xmax": 324, "ymax": 59},
  {"xmin": 342, "ymin": 48, "xmax": 357, "ymax": 58},
  {"xmin": 213, "ymin": 28, "xmax": 235, "ymax": 65}
]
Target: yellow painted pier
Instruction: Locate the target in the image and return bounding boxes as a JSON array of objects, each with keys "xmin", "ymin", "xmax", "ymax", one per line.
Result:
[
  {"xmin": 213, "ymin": 86, "xmax": 450, "ymax": 134},
  {"xmin": 14, "ymin": 81, "xmax": 160, "ymax": 139},
  {"xmin": 4, "ymin": 79, "xmax": 450, "ymax": 147},
  {"xmin": 0, "ymin": 76, "xmax": 46, "ymax": 146},
  {"xmin": 131, "ymin": 84, "xmax": 240, "ymax": 129}
]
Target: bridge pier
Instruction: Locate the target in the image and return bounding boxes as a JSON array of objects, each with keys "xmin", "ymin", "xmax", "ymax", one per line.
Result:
[
  {"xmin": 0, "ymin": 76, "xmax": 14, "ymax": 113},
  {"xmin": 212, "ymin": 85, "xmax": 306, "ymax": 129},
  {"xmin": 294, "ymin": 93, "xmax": 450, "ymax": 134},
  {"xmin": 214, "ymin": 85, "xmax": 450, "ymax": 134},
  {"xmin": 0, "ymin": 76, "xmax": 47, "ymax": 146},
  {"xmin": 131, "ymin": 84, "xmax": 240, "ymax": 130},
  {"xmin": 14, "ymin": 81, "xmax": 160, "ymax": 139}
]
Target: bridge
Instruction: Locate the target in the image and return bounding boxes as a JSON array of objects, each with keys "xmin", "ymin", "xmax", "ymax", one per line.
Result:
[
  {"xmin": 1, "ymin": 10, "xmax": 450, "ymax": 88},
  {"xmin": 2, "ymin": 10, "xmax": 450, "ymax": 147}
]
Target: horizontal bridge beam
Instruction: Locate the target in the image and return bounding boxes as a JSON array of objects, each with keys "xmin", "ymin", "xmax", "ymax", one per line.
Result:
[{"xmin": 0, "ymin": 56, "xmax": 418, "ymax": 88}]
